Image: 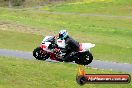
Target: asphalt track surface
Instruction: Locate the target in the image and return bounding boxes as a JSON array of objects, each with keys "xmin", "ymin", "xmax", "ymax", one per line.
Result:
[{"xmin": 0, "ymin": 49, "xmax": 132, "ymax": 73}]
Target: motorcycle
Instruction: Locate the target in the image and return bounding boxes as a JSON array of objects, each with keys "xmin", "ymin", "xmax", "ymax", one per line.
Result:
[{"xmin": 33, "ymin": 36, "xmax": 95, "ymax": 65}]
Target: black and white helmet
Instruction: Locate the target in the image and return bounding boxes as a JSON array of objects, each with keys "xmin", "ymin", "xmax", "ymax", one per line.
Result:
[{"xmin": 59, "ymin": 30, "xmax": 68, "ymax": 39}]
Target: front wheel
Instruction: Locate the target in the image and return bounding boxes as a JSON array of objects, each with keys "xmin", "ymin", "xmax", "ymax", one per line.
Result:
[{"xmin": 33, "ymin": 47, "xmax": 49, "ymax": 60}]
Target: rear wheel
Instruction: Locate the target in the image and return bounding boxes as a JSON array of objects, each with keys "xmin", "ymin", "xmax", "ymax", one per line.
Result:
[
  {"xmin": 76, "ymin": 51, "xmax": 93, "ymax": 65},
  {"xmin": 33, "ymin": 47, "xmax": 49, "ymax": 60},
  {"xmin": 83, "ymin": 51, "xmax": 93, "ymax": 65}
]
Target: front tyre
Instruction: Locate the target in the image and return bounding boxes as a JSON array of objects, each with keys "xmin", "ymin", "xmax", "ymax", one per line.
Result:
[{"xmin": 33, "ymin": 47, "xmax": 49, "ymax": 60}]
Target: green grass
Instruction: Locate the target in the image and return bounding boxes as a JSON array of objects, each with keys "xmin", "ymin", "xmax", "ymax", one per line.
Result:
[
  {"xmin": 42, "ymin": 0, "xmax": 132, "ymax": 16},
  {"xmin": 0, "ymin": 1, "xmax": 132, "ymax": 88},
  {"xmin": 0, "ymin": 7, "xmax": 132, "ymax": 63},
  {"xmin": 0, "ymin": 56, "xmax": 132, "ymax": 88},
  {"xmin": 0, "ymin": 30, "xmax": 43, "ymax": 51}
]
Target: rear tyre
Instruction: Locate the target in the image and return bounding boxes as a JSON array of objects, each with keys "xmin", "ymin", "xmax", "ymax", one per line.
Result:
[
  {"xmin": 83, "ymin": 51, "xmax": 93, "ymax": 65},
  {"xmin": 76, "ymin": 51, "xmax": 93, "ymax": 65},
  {"xmin": 33, "ymin": 47, "xmax": 49, "ymax": 60}
]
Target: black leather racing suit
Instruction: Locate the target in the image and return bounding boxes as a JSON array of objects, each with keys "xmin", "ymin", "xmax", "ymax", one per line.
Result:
[{"xmin": 62, "ymin": 36, "xmax": 80, "ymax": 62}]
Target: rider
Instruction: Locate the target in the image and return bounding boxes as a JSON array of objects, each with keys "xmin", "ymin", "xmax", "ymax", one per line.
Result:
[{"xmin": 58, "ymin": 30, "xmax": 80, "ymax": 62}]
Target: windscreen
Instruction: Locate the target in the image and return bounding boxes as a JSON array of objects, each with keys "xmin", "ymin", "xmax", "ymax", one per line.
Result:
[{"xmin": 42, "ymin": 36, "xmax": 55, "ymax": 43}]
